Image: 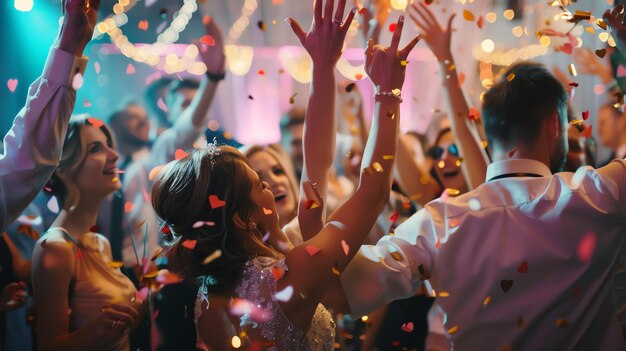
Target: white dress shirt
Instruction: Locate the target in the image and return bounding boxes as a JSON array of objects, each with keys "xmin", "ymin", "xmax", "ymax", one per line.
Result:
[
  {"xmin": 0, "ymin": 48, "xmax": 86, "ymax": 233},
  {"xmin": 341, "ymin": 158, "xmax": 626, "ymax": 350},
  {"xmin": 121, "ymin": 104, "xmax": 205, "ymax": 266}
]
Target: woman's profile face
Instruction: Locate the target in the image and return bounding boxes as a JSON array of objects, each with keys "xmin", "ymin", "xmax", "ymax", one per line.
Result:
[
  {"xmin": 248, "ymin": 151, "xmax": 297, "ymax": 226},
  {"xmin": 71, "ymin": 126, "xmax": 121, "ymax": 198}
]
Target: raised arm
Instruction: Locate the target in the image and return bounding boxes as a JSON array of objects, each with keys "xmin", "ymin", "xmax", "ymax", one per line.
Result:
[
  {"xmin": 146, "ymin": 16, "xmax": 226, "ymax": 170},
  {"xmin": 605, "ymin": 4, "xmax": 626, "ymax": 57},
  {"xmin": 395, "ymin": 133, "xmax": 442, "ymax": 206},
  {"xmin": 282, "ymin": 14, "xmax": 420, "ymax": 316},
  {"xmin": 0, "ymin": 0, "xmax": 97, "ymax": 232},
  {"xmin": 288, "ymin": 0, "xmax": 357, "ymax": 240},
  {"xmin": 409, "ymin": 3, "xmax": 489, "ymax": 190}
]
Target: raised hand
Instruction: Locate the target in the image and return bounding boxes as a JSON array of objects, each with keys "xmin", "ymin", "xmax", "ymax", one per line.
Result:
[
  {"xmin": 604, "ymin": 4, "xmax": 626, "ymax": 57},
  {"xmin": 365, "ymin": 15, "xmax": 421, "ymax": 93},
  {"xmin": 194, "ymin": 16, "xmax": 226, "ymax": 75},
  {"xmin": 287, "ymin": 0, "xmax": 357, "ymax": 67},
  {"xmin": 409, "ymin": 2, "xmax": 455, "ymax": 62},
  {"xmin": 573, "ymin": 48, "xmax": 614, "ymax": 84},
  {"xmin": 0, "ymin": 282, "xmax": 27, "ymax": 312},
  {"xmin": 57, "ymin": 0, "xmax": 102, "ymax": 56}
]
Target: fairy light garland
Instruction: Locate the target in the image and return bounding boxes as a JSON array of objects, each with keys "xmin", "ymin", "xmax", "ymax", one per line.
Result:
[{"xmin": 228, "ymin": 0, "xmax": 258, "ymax": 43}]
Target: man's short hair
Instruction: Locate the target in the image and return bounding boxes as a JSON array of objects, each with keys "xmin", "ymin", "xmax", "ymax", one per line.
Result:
[
  {"xmin": 482, "ymin": 62, "xmax": 568, "ymax": 148},
  {"xmin": 280, "ymin": 108, "xmax": 305, "ymax": 134}
]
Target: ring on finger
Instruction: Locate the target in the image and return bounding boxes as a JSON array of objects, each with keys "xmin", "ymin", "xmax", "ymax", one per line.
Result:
[
  {"xmin": 111, "ymin": 320, "xmax": 119, "ymax": 329},
  {"xmin": 332, "ymin": 19, "xmax": 343, "ymax": 26}
]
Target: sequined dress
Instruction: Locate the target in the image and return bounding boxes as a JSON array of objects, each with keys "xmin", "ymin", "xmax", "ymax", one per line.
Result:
[{"xmin": 195, "ymin": 256, "xmax": 335, "ymax": 350}]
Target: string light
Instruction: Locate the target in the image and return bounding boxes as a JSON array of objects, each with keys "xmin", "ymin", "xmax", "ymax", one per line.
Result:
[
  {"xmin": 473, "ymin": 44, "xmax": 549, "ymax": 66},
  {"xmin": 228, "ymin": 0, "xmax": 258, "ymax": 42},
  {"xmin": 14, "ymin": 0, "xmax": 34, "ymax": 12}
]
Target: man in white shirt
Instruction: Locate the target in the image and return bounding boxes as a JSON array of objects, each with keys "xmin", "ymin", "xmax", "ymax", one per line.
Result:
[{"xmin": 341, "ymin": 62, "xmax": 626, "ymax": 350}]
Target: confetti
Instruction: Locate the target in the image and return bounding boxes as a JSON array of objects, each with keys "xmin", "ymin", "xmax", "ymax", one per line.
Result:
[
  {"xmin": 263, "ymin": 207, "xmax": 273, "ymax": 215},
  {"xmin": 83, "ymin": 99, "xmax": 92, "ymax": 108},
  {"xmin": 582, "ymin": 111, "xmax": 589, "ymax": 120},
  {"xmin": 463, "ymin": 10, "xmax": 475, "ymax": 22},
  {"xmin": 482, "ymin": 296, "xmax": 491, "ymax": 307},
  {"xmin": 390, "ymin": 211, "xmax": 399, "ymax": 224},
  {"xmin": 449, "ymin": 218, "xmax": 460, "ymax": 228},
  {"xmin": 595, "ymin": 49, "xmax": 607, "ymax": 58},
  {"xmin": 383, "ymin": 155, "xmax": 395, "ymax": 160},
  {"xmin": 569, "ymin": 82, "xmax": 579, "ymax": 87},
  {"xmin": 401, "ymin": 322, "xmax": 414, "ymax": 333},
  {"xmin": 391, "ymin": 251, "xmax": 403, "ymax": 261},
  {"xmin": 389, "ymin": 22, "xmax": 397, "ymax": 32},
  {"xmin": 124, "ymin": 202, "xmax": 134, "ymax": 213},
  {"xmin": 305, "ymin": 245, "xmax": 321, "ymax": 256},
  {"xmin": 517, "ymin": 261, "xmax": 528, "ymax": 273},
  {"xmin": 447, "ymin": 325, "xmax": 459, "ymax": 334},
  {"xmin": 341, "ymin": 240, "xmax": 349, "ymax": 256},
  {"xmin": 477, "ymin": 16, "xmax": 485, "ymax": 29},
  {"xmin": 568, "ymin": 63, "xmax": 577, "ymax": 77},
  {"xmin": 7, "ymin": 79, "xmax": 17, "ymax": 93},
  {"xmin": 500, "ymin": 279, "xmax": 513, "ymax": 293},
  {"xmin": 257, "ymin": 20, "xmax": 267, "ymax": 31},
  {"xmin": 175, "ymin": 149, "xmax": 188, "ymax": 160},
  {"xmin": 138, "ymin": 20, "xmax": 149, "ymax": 31},
  {"xmin": 199, "ymin": 35, "xmax": 215, "ymax": 46},
  {"xmin": 445, "ymin": 188, "xmax": 461, "ymax": 196},
  {"xmin": 257, "ymin": 69, "xmax": 265, "ymax": 75},
  {"xmin": 209, "ymin": 195, "xmax": 226, "ymax": 209},
  {"xmin": 202, "ymin": 250, "xmax": 222, "ymax": 265},
  {"xmin": 577, "ymin": 231, "xmax": 596, "ymax": 263},
  {"xmin": 618, "ymin": 65, "xmax": 626, "ymax": 78},
  {"xmin": 508, "ymin": 147, "xmax": 520, "ymax": 157},
  {"xmin": 332, "ymin": 263, "xmax": 341, "ymax": 276},
  {"xmin": 137, "ymin": 220, "xmax": 146, "ymax": 228},
  {"xmin": 193, "ymin": 221, "xmax": 215, "ymax": 228},
  {"xmin": 596, "ymin": 18, "xmax": 607, "ymax": 30},
  {"xmin": 182, "ymin": 239, "xmax": 197, "ymax": 250},
  {"xmin": 274, "ymin": 285, "xmax": 293, "ymax": 302},
  {"xmin": 305, "ymin": 199, "xmax": 319, "ymax": 209},
  {"xmin": 581, "ymin": 125, "xmax": 592, "ymax": 138},
  {"xmin": 156, "ymin": 270, "xmax": 183, "ymax": 285},
  {"xmin": 47, "ymin": 196, "xmax": 59, "ymax": 214},
  {"xmin": 203, "ymin": 15, "xmax": 210, "ymax": 25},
  {"xmin": 126, "ymin": 64, "xmax": 136, "ymax": 75},
  {"xmin": 328, "ymin": 221, "xmax": 346, "ymax": 230},
  {"xmin": 248, "ymin": 95, "xmax": 254, "ymax": 100},
  {"xmin": 345, "ymin": 83, "xmax": 356, "ymax": 92},
  {"xmin": 289, "ymin": 93, "xmax": 297, "ymax": 104},
  {"xmin": 157, "ymin": 97, "xmax": 168, "ymax": 112},
  {"xmin": 87, "ymin": 118, "xmax": 104, "ymax": 129},
  {"xmin": 507, "ymin": 73, "xmax": 516, "ymax": 82},
  {"xmin": 94, "ymin": 62, "xmax": 101, "ymax": 74},
  {"xmin": 372, "ymin": 162, "xmax": 383, "ymax": 173},
  {"xmin": 161, "ymin": 225, "xmax": 171, "ymax": 234},
  {"xmin": 271, "ymin": 265, "xmax": 285, "ymax": 280},
  {"xmin": 438, "ymin": 291, "xmax": 450, "ymax": 297}
]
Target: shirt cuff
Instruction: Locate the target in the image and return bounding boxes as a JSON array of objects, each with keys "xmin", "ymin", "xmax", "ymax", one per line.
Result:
[{"xmin": 42, "ymin": 47, "xmax": 88, "ymax": 88}]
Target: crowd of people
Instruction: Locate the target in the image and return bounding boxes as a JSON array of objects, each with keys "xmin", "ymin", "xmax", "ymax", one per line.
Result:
[{"xmin": 2, "ymin": 0, "xmax": 626, "ymax": 350}]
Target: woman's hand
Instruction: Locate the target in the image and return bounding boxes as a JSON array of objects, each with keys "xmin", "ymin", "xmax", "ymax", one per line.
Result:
[
  {"xmin": 57, "ymin": 0, "xmax": 102, "ymax": 57},
  {"xmin": 194, "ymin": 16, "xmax": 226, "ymax": 75},
  {"xmin": 287, "ymin": 0, "xmax": 357, "ymax": 68},
  {"xmin": 87, "ymin": 303, "xmax": 140, "ymax": 339},
  {"xmin": 366, "ymin": 14, "xmax": 421, "ymax": 93},
  {"xmin": 408, "ymin": 2, "xmax": 454, "ymax": 62}
]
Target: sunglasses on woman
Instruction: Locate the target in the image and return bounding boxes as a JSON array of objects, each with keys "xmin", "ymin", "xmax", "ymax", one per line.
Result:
[{"xmin": 427, "ymin": 144, "xmax": 459, "ymax": 160}]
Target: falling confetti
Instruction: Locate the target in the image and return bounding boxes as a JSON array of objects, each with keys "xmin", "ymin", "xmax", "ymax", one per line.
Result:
[
  {"xmin": 209, "ymin": 195, "xmax": 226, "ymax": 209},
  {"xmin": 568, "ymin": 63, "xmax": 577, "ymax": 77},
  {"xmin": 389, "ymin": 22, "xmax": 397, "ymax": 32},
  {"xmin": 305, "ymin": 199, "xmax": 319, "ymax": 209},
  {"xmin": 482, "ymin": 296, "xmax": 491, "ymax": 307},
  {"xmin": 257, "ymin": 20, "xmax": 267, "ymax": 31},
  {"xmin": 182, "ymin": 239, "xmax": 197, "ymax": 250},
  {"xmin": 305, "ymin": 245, "xmax": 321, "ymax": 256},
  {"xmin": 582, "ymin": 111, "xmax": 589, "ymax": 120},
  {"xmin": 401, "ymin": 322, "xmax": 414, "ymax": 333},
  {"xmin": 517, "ymin": 261, "xmax": 528, "ymax": 273},
  {"xmin": 72, "ymin": 73, "xmax": 84, "ymax": 90},
  {"xmin": 274, "ymin": 285, "xmax": 293, "ymax": 302},
  {"xmin": 477, "ymin": 16, "xmax": 485, "ymax": 29},
  {"xmin": 263, "ymin": 207, "xmax": 273, "ymax": 215},
  {"xmin": 94, "ymin": 62, "xmax": 101, "ymax": 74},
  {"xmin": 332, "ymin": 263, "xmax": 341, "ymax": 276},
  {"xmin": 389, "ymin": 211, "xmax": 399, "ymax": 224},
  {"xmin": 199, "ymin": 35, "xmax": 216, "ymax": 47},
  {"xmin": 126, "ymin": 64, "xmax": 136, "ymax": 75},
  {"xmin": 341, "ymin": 240, "xmax": 349, "ymax": 256},
  {"xmin": 595, "ymin": 49, "xmax": 607, "ymax": 58},
  {"xmin": 508, "ymin": 147, "xmax": 520, "ymax": 157},
  {"xmin": 447, "ymin": 326, "xmax": 459, "ymax": 334},
  {"xmin": 618, "ymin": 65, "xmax": 626, "ymax": 78},
  {"xmin": 47, "ymin": 196, "xmax": 59, "ymax": 214},
  {"xmin": 124, "ymin": 202, "xmax": 134, "ymax": 213},
  {"xmin": 202, "ymin": 250, "xmax": 222, "ymax": 265},
  {"xmin": 372, "ymin": 162, "xmax": 383, "ymax": 173},
  {"xmin": 161, "ymin": 226, "xmax": 171, "ymax": 234},
  {"xmin": 157, "ymin": 97, "xmax": 168, "ymax": 112},
  {"xmin": 83, "ymin": 99, "xmax": 92, "ymax": 108},
  {"xmin": 107, "ymin": 261, "xmax": 124, "ymax": 268},
  {"xmin": 271, "ymin": 265, "xmax": 285, "ymax": 280},
  {"xmin": 257, "ymin": 69, "xmax": 265, "ymax": 75},
  {"xmin": 289, "ymin": 93, "xmax": 297, "ymax": 104},
  {"xmin": 7, "ymin": 79, "xmax": 17, "ymax": 93},
  {"xmin": 463, "ymin": 10, "xmax": 475, "ymax": 22},
  {"xmin": 138, "ymin": 20, "xmax": 149, "ymax": 31},
  {"xmin": 175, "ymin": 149, "xmax": 188, "ymax": 160},
  {"xmin": 500, "ymin": 279, "xmax": 513, "ymax": 293},
  {"xmin": 355, "ymin": 73, "xmax": 363, "ymax": 80},
  {"xmin": 155, "ymin": 269, "xmax": 183, "ymax": 285}
]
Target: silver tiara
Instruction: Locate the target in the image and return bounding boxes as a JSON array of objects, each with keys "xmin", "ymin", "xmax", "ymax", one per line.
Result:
[{"xmin": 205, "ymin": 137, "xmax": 220, "ymax": 167}]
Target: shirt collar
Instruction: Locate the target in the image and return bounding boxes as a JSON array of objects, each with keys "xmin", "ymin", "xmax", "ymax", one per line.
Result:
[{"xmin": 485, "ymin": 159, "xmax": 552, "ymax": 182}]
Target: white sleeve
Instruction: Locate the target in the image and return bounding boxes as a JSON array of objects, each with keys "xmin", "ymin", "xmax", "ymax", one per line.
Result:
[
  {"xmin": 0, "ymin": 48, "xmax": 87, "ymax": 232},
  {"xmin": 340, "ymin": 207, "xmax": 440, "ymax": 317}
]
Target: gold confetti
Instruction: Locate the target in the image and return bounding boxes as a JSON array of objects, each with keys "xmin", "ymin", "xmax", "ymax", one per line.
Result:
[
  {"xmin": 463, "ymin": 10, "xmax": 475, "ymax": 21},
  {"xmin": 400, "ymin": 60, "xmax": 408, "ymax": 67},
  {"xmin": 387, "ymin": 111, "xmax": 396, "ymax": 119},
  {"xmin": 410, "ymin": 193, "xmax": 423, "ymax": 201},
  {"xmin": 556, "ymin": 319, "xmax": 569, "ymax": 328},
  {"xmin": 391, "ymin": 251, "xmax": 403, "ymax": 261},
  {"xmin": 455, "ymin": 159, "xmax": 463, "ymax": 167},
  {"xmin": 438, "ymin": 291, "xmax": 450, "ymax": 297},
  {"xmin": 383, "ymin": 155, "xmax": 395, "ymax": 160},
  {"xmin": 332, "ymin": 263, "xmax": 341, "ymax": 276},
  {"xmin": 585, "ymin": 27, "xmax": 595, "ymax": 34},
  {"xmin": 137, "ymin": 220, "xmax": 146, "ymax": 228},
  {"xmin": 568, "ymin": 63, "xmax": 577, "ymax": 77},
  {"xmin": 372, "ymin": 162, "xmax": 384, "ymax": 173},
  {"xmin": 507, "ymin": 73, "xmax": 516, "ymax": 82},
  {"xmin": 446, "ymin": 188, "xmax": 461, "ymax": 196},
  {"xmin": 596, "ymin": 18, "xmax": 607, "ymax": 30},
  {"xmin": 571, "ymin": 119, "xmax": 584, "ymax": 125},
  {"xmin": 482, "ymin": 296, "xmax": 491, "ymax": 307},
  {"xmin": 420, "ymin": 174, "xmax": 430, "ymax": 185},
  {"xmin": 447, "ymin": 325, "xmax": 459, "ymax": 334},
  {"xmin": 289, "ymin": 93, "xmax": 297, "ymax": 104}
]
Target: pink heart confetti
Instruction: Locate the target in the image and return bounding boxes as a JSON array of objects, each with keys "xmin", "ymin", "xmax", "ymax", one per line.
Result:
[
  {"xmin": 263, "ymin": 207, "xmax": 273, "ymax": 215},
  {"xmin": 126, "ymin": 63, "xmax": 136, "ymax": 75},
  {"xmin": 157, "ymin": 97, "xmax": 168, "ymax": 112},
  {"xmin": 7, "ymin": 79, "xmax": 17, "ymax": 93},
  {"xmin": 617, "ymin": 64, "xmax": 626, "ymax": 78},
  {"xmin": 175, "ymin": 149, "xmax": 188, "ymax": 160},
  {"xmin": 94, "ymin": 62, "xmax": 101, "ymax": 74},
  {"xmin": 401, "ymin": 322, "xmax": 414, "ymax": 333},
  {"xmin": 305, "ymin": 245, "xmax": 321, "ymax": 256},
  {"xmin": 47, "ymin": 196, "xmax": 59, "ymax": 214},
  {"xmin": 209, "ymin": 195, "xmax": 226, "ymax": 209}
]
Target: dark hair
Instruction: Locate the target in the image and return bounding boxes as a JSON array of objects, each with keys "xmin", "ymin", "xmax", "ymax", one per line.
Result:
[
  {"xmin": 46, "ymin": 116, "xmax": 115, "ymax": 207},
  {"xmin": 280, "ymin": 108, "xmax": 305, "ymax": 132},
  {"xmin": 482, "ymin": 62, "xmax": 568, "ymax": 149},
  {"xmin": 151, "ymin": 146, "xmax": 277, "ymax": 294}
]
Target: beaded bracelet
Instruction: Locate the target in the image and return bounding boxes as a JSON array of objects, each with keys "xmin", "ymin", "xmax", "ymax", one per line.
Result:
[{"xmin": 375, "ymin": 89, "xmax": 402, "ymax": 103}]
